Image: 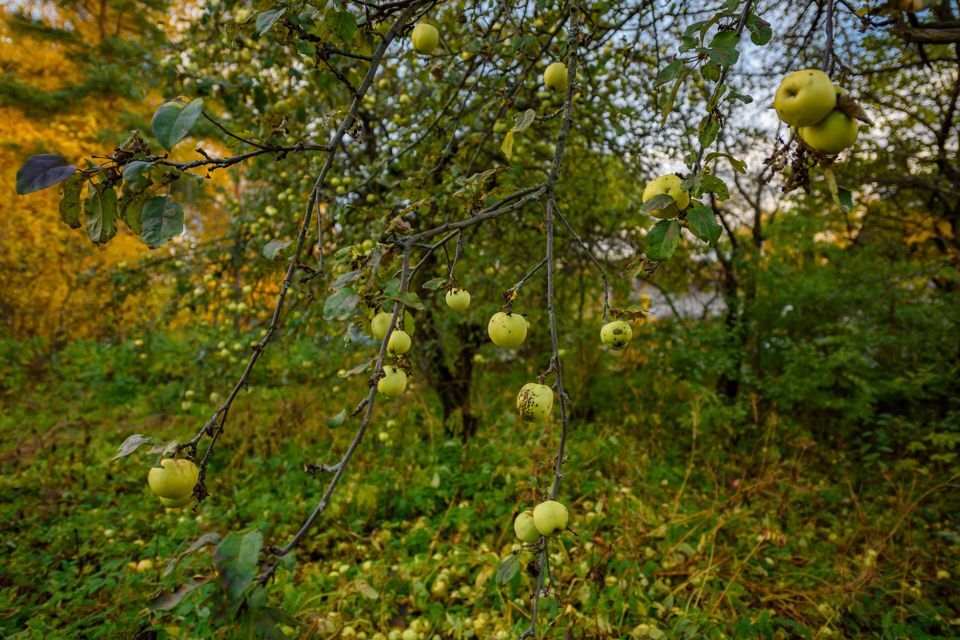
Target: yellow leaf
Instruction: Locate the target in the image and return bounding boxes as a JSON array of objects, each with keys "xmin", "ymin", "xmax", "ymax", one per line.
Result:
[{"xmin": 501, "ymin": 130, "xmax": 515, "ymax": 160}]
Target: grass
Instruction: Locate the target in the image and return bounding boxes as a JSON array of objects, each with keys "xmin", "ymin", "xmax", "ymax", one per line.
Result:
[{"xmin": 1, "ymin": 343, "xmax": 958, "ymax": 639}]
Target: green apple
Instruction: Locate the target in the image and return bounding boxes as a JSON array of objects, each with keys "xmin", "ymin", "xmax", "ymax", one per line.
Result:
[
  {"xmin": 797, "ymin": 110, "xmax": 859, "ymax": 154},
  {"xmin": 514, "ymin": 510, "xmax": 540, "ymax": 543},
  {"xmin": 371, "ymin": 310, "xmax": 415, "ymax": 339},
  {"xmin": 445, "ymin": 288, "xmax": 471, "ymax": 312},
  {"xmin": 147, "ymin": 458, "xmax": 199, "ymax": 500},
  {"xmin": 533, "ymin": 500, "xmax": 569, "ymax": 537},
  {"xmin": 387, "ymin": 330, "xmax": 412, "ymax": 356},
  {"xmin": 600, "ymin": 320, "xmax": 632, "ymax": 350},
  {"xmin": 544, "ymin": 62, "xmax": 568, "ymax": 92},
  {"xmin": 411, "ymin": 23, "xmax": 439, "ymax": 55},
  {"xmin": 488, "ymin": 312, "xmax": 527, "ymax": 348},
  {"xmin": 377, "ymin": 366, "xmax": 407, "ymax": 397},
  {"xmin": 516, "ymin": 382, "xmax": 553, "ymax": 422},
  {"xmin": 642, "ymin": 174, "xmax": 690, "ymax": 218},
  {"xmin": 773, "ymin": 69, "xmax": 836, "ymax": 127}
]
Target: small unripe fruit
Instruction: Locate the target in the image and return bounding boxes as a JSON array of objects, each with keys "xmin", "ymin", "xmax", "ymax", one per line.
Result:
[
  {"xmin": 600, "ymin": 320, "xmax": 632, "ymax": 350},
  {"xmin": 533, "ymin": 500, "xmax": 569, "ymax": 537},
  {"xmin": 445, "ymin": 288, "xmax": 471, "ymax": 311},
  {"xmin": 514, "ymin": 510, "xmax": 540, "ymax": 543},
  {"xmin": 377, "ymin": 366, "xmax": 407, "ymax": 397},
  {"xmin": 516, "ymin": 383, "xmax": 553, "ymax": 422},
  {"xmin": 488, "ymin": 312, "xmax": 527, "ymax": 348},
  {"xmin": 148, "ymin": 458, "xmax": 199, "ymax": 500},
  {"xmin": 411, "ymin": 23, "xmax": 440, "ymax": 55},
  {"xmin": 544, "ymin": 62, "xmax": 568, "ymax": 92},
  {"xmin": 387, "ymin": 330, "xmax": 412, "ymax": 356}
]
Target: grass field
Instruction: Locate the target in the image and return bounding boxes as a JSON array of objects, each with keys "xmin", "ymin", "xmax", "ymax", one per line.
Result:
[{"xmin": 2, "ymin": 337, "xmax": 958, "ymax": 639}]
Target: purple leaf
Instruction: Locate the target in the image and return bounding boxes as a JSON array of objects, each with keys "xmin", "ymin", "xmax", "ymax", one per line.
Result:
[{"xmin": 16, "ymin": 154, "xmax": 77, "ymax": 195}]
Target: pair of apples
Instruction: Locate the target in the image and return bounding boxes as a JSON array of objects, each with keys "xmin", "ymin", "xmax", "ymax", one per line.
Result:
[
  {"xmin": 512, "ymin": 321, "xmax": 632, "ymax": 421},
  {"xmin": 485, "ymin": 312, "xmax": 555, "ymax": 422},
  {"xmin": 773, "ymin": 69, "xmax": 860, "ymax": 154},
  {"xmin": 148, "ymin": 458, "xmax": 199, "ymax": 509},
  {"xmin": 514, "ymin": 500, "xmax": 570, "ymax": 542},
  {"xmin": 410, "ymin": 22, "xmax": 569, "ymax": 94}
]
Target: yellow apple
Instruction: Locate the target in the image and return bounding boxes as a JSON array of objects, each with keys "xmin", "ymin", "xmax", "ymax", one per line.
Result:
[
  {"xmin": 600, "ymin": 320, "xmax": 632, "ymax": 350},
  {"xmin": 773, "ymin": 69, "xmax": 836, "ymax": 126},
  {"xmin": 642, "ymin": 174, "xmax": 690, "ymax": 218},
  {"xmin": 445, "ymin": 288, "xmax": 471, "ymax": 311},
  {"xmin": 797, "ymin": 111, "xmax": 859, "ymax": 154},
  {"xmin": 488, "ymin": 312, "xmax": 527, "ymax": 348},
  {"xmin": 387, "ymin": 330, "xmax": 412, "ymax": 356},
  {"xmin": 544, "ymin": 62, "xmax": 568, "ymax": 92},
  {"xmin": 148, "ymin": 458, "xmax": 199, "ymax": 500},
  {"xmin": 411, "ymin": 23, "xmax": 439, "ymax": 55},
  {"xmin": 533, "ymin": 500, "xmax": 569, "ymax": 536},
  {"xmin": 377, "ymin": 366, "xmax": 407, "ymax": 397},
  {"xmin": 514, "ymin": 510, "xmax": 540, "ymax": 543},
  {"xmin": 516, "ymin": 382, "xmax": 553, "ymax": 422}
]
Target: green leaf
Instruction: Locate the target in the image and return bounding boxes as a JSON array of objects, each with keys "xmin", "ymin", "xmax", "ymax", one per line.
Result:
[
  {"xmin": 256, "ymin": 8, "xmax": 284, "ymax": 35},
  {"xmin": 122, "ymin": 160, "xmax": 150, "ymax": 183},
  {"xmin": 422, "ymin": 277, "xmax": 447, "ymax": 291},
  {"xmin": 641, "ymin": 193, "xmax": 678, "ymax": 217},
  {"xmin": 501, "ymin": 130, "xmax": 515, "ymax": 160},
  {"xmin": 140, "ymin": 196, "xmax": 184, "ymax": 248},
  {"xmin": 383, "ymin": 279, "xmax": 425, "ymax": 310},
  {"xmin": 701, "ymin": 61, "xmax": 721, "ymax": 82},
  {"xmin": 686, "ymin": 207, "xmax": 722, "ymax": 247},
  {"xmin": 747, "ymin": 14, "xmax": 772, "ymax": 46},
  {"xmin": 709, "ymin": 30, "xmax": 740, "ymax": 67},
  {"xmin": 496, "ymin": 555, "xmax": 519, "ymax": 585},
  {"xmin": 152, "ymin": 98, "xmax": 204, "ymax": 150},
  {"xmin": 699, "ymin": 174, "xmax": 730, "ymax": 200},
  {"xmin": 112, "ymin": 434, "xmax": 154, "ymax": 460},
  {"xmin": 326, "ymin": 409, "xmax": 347, "ymax": 428},
  {"xmin": 660, "ymin": 74, "xmax": 685, "ymax": 125},
  {"xmin": 214, "ymin": 530, "xmax": 263, "ymax": 605},
  {"xmin": 327, "ymin": 10, "xmax": 357, "ymax": 43},
  {"xmin": 85, "ymin": 184, "xmax": 118, "ymax": 245},
  {"xmin": 655, "ymin": 59, "xmax": 683, "ymax": 86},
  {"xmin": 838, "ymin": 188, "xmax": 854, "ymax": 212},
  {"xmin": 148, "ymin": 578, "xmax": 211, "ymax": 612},
  {"xmin": 698, "ymin": 114, "xmax": 721, "ymax": 148},
  {"xmin": 164, "ymin": 532, "xmax": 222, "ymax": 577},
  {"xmin": 323, "ymin": 286, "xmax": 360, "ymax": 321},
  {"xmin": 644, "ymin": 219, "xmax": 681, "ymax": 262},
  {"xmin": 263, "ymin": 239, "xmax": 292, "ymax": 260},
  {"xmin": 703, "ymin": 152, "xmax": 747, "ymax": 174},
  {"xmin": 59, "ymin": 173, "xmax": 85, "ymax": 229},
  {"xmin": 511, "ymin": 109, "xmax": 536, "ymax": 133},
  {"xmin": 118, "ymin": 189, "xmax": 150, "ymax": 235},
  {"xmin": 16, "ymin": 154, "xmax": 76, "ymax": 195}
]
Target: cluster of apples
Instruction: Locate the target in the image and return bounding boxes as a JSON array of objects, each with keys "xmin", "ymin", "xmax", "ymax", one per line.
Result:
[
  {"xmin": 410, "ymin": 22, "xmax": 568, "ymax": 94},
  {"xmin": 514, "ymin": 500, "xmax": 570, "ymax": 543},
  {"xmin": 773, "ymin": 69, "xmax": 859, "ymax": 154},
  {"xmin": 372, "ymin": 288, "xmax": 472, "ymax": 398},
  {"xmin": 147, "ymin": 457, "xmax": 199, "ymax": 510}
]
